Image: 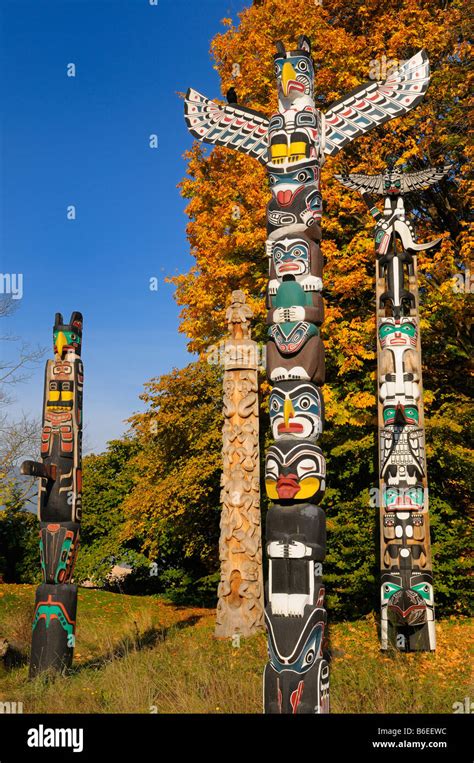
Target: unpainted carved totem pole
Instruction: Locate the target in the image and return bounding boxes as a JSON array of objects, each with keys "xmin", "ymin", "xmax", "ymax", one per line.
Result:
[
  {"xmin": 21, "ymin": 312, "xmax": 83, "ymax": 676},
  {"xmin": 184, "ymin": 35, "xmax": 430, "ymax": 711},
  {"xmin": 336, "ymin": 165, "xmax": 450, "ymax": 651},
  {"xmin": 216, "ymin": 291, "xmax": 265, "ymax": 637}
]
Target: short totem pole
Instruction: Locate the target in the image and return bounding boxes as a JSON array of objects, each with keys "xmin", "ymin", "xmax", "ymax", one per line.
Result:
[
  {"xmin": 185, "ymin": 36, "xmax": 430, "ymax": 712},
  {"xmin": 336, "ymin": 165, "xmax": 450, "ymax": 651},
  {"xmin": 21, "ymin": 312, "xmax": 83, "ymax": 676},
  {"xmin": 216, "ymin": 291, "xmax": 265, "ymax": 638}
]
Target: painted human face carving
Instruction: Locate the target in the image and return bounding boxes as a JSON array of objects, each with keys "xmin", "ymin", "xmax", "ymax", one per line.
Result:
[
  {"xmin": 383, "ymin": 484, "xmax": 424, "ymax": 512},
  {"xmin": 268, "ymin": 163, "xmax": 319, "ymax": 207},
  {"xmin": 383, "ymin": 171, "xmax": 403, "ymax": 195},
  {"xmin": 265, "ymin": 440, "xmax": 326, "ymax": 502},
  {"xmin": 272, "ymin": 237, "xmax": 310, "ymax": 278},
  {"xmin": 270, "ymin": 381, "xmax": 323, "ymax": 440},
  {"xmin": 379, "ymin": 318, "xmax": 417, "ymax": 349}
]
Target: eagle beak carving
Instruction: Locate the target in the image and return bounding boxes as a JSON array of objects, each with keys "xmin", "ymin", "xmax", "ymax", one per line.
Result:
[{"xmin": 282, "ymin": 61, "xmax": 297, "ymax": 97}]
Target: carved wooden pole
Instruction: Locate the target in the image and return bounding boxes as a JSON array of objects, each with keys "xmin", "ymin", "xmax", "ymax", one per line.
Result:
[
  {"xmin": 215, "ymin": 290, "xmax": 265, "ymax": 638},
  {"xmin": 336, "ymin": 165, "xmax": 450, "ymax": 652},
  {"xmin": 21, "ymin": 311, "xmax": 83, "ymax": 676}
]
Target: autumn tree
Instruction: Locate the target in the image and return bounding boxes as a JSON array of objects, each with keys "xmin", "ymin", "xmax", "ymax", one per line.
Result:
[{"xmin": 120, "ymin": 361, "xmax": 225, "ymax": 602}]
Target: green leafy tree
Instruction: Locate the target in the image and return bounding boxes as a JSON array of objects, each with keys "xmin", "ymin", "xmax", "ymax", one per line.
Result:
[
  {"xmin": 74, "ymin": 438, "xmax": 151, "ymax": 588},
  {"xmin": 0, "ymin": 485, "xmax": 39, "ymax": 583}
]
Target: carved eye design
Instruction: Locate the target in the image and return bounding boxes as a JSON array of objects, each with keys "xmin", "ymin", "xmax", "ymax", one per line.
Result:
[
  {"xmin": 274, "ymin": 63, "xmax": 281, "ymax": 76},
  {"xmin": 301, "ymin": 648, "xmax": 315, "ymax": 668},
  {"xmin": 292, "ymin": 248, "xmax": 304, "ymax": 258},
  {"xmin": 269, "ymin": 175, "xmax": 276, "ymax": 186},
  {"xmin": 296, "ymin": 458, "xmax": 316, "ymax": 478},
  {"xmin": 383, "ymin": 583, "xmax": 401, "ymax": 599},
  {"xmin": 296, "ymin": 395, "xmax": 312, "ymax": 410},
  {"xmin": 266, "ymin": 458, "xmax": 279, "ymax": 480},
  {"xmin": 297, "ymin": 171, "xmax": 309, "ymax": 183},
  {"xmin": 270, "ymin": 397, "xmax": 282, "ymax": 412},
  {"xmin": 273, "ymin": 249, "xmax": 283, "ymax": 261}
]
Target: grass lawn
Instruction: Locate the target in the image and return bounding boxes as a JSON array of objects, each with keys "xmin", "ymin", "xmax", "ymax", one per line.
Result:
[{"xmin": 0, "ymin": 584, "xmax": 472, "ymax": 713}]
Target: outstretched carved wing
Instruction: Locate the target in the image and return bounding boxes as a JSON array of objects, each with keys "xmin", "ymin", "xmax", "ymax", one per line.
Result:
[
  {"xmin": 323, "ymin": 50, "xmax": 430, "ymax": 157},
  {"xmin": 400, "ymin": 164, "xmax": 451, "ymax": 192},
  {"xmin": 334, "ymin": 173, "xmax": 384, "ymax": 194},
  {"xmin": 334, "ymin": 164, "xmax": 450, "ymax": 195},
  {"xmin": 184, "ymin": 88, "xmax": 269, "ymax": 165}
]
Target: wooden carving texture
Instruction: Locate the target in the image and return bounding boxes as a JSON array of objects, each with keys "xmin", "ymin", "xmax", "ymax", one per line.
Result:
[{"xmin": 215, "ymin": 291, "xmax": 265, "ymax": 637}]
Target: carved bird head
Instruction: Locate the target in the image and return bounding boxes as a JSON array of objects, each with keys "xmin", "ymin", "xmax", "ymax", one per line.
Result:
[{"xmin": 273, "ymin": 35, "xmax": 314, "ymax": 104}]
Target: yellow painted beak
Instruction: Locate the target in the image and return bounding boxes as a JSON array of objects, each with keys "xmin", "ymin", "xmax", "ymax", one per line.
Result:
[
  {"xmin": 282, "ymin": 61, "xmax": 297, "ymax": 97},
  {"xmin": 55, "ymin": 331, "xmax": 68, "ymax": 358},
  {"xmin": 283, "ymin": 398, "xmax": 295, "ymax": 427}
]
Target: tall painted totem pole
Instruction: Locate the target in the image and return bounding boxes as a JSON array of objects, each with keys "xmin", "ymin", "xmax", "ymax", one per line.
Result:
[
  {"xmin": 21, "ymin": 311, "xmax": 83, "ymax": 676},
  {"xmin": 336, "ymin": 166, "xmax": 450, "ymax": 651},
  {"xmin": 185, "ymin": 36, "xmax": 430, "ymax": 712}
]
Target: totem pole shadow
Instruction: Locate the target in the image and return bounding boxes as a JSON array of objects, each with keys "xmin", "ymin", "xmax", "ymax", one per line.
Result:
[{"xmin": 69, "ymin": 615, "xmax": 203, "ymax": 675}]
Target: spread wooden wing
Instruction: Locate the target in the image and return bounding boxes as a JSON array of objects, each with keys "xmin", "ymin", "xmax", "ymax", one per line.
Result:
[
  {"xmin": 323, "ymin": 50, "xmax": 430, "ymax": 157},
  {"xmin": 400, "ymin": 164, "xmax": 451, "ymax": 193},
  {"xmin": 184, "ymin": 88, "xmax": 269, "ymax": 165},
  {"xmin": 334, "ymin": 173, "xmax": 384, "ymax": 194}
]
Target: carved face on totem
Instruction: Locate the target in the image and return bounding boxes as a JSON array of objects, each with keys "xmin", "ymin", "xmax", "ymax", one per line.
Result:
[
  {"xmin": 273, "ymin": 36, "xmax": 314, "ymax": 103},
  {"xmin": 382, "ymin": 403, "xmax": 419, "ymax": 426},
  {"xmin": 383, "ymin": 484, "xmax": 425, "ymax": 512},
  {"xmin": 53, "ymin": 312, "xmax": 83, "ymax": 358},
  {"xmin": 268, "ymin": 163, "xmax": 321, "ymax": 208},
  {"xmin": 265, "ymin": 440, "xmax": 326, "ymax": 502},
  {"xmin": 272, "ymin": 236, "xmax": 311, "ymax": 278},
  {"xmin": 269, "ymin": 381, "xmax": 324, "ymax": 441},
  {"xmin": 378, "ymin": 318, "xmax": 417, "ymax": 350},
  {"xmin": 381, "ymin": 571, "xmax": 434, "ymax": 627},
  {"xmin": 382, "ymin": 170, "xmax": 404, "ymax": 196}
]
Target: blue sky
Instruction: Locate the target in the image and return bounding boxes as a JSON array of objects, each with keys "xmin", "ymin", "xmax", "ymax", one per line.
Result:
[{"xmin": 0, "ymin": 0, "xmax": 249, "ymax": 454}]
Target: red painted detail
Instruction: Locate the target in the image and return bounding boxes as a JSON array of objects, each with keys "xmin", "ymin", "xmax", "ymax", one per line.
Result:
[
  {"xmin": 389, "ymin": 603, "xmax": 426, "ymax": 619},
  {"xmin": 290, "ymin": 681, "xmax": 304, "ymax": 714},
  {"xmin": 277, "ymin": 422, "xmax": 304, "ymax": 434},
  {"xmin": 278, "ymin": 263, "xmax": 300, "ymax": 272},
  {"xmin": 287, "ymin": 80, "xmax": 304, "ymax": 94},
  {"xmin": 277, "ymin": 190, "xmax": 293, "ymax": 206},
  {"xmin": 276, "ymin": 474, "xmax": 300, "ymax": 500}
]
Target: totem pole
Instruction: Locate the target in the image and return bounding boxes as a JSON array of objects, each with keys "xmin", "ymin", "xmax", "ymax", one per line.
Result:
[
  {"xmin": 336, "ymin": 165, "xmax": 450, "ymax": 651},
  {"xmin": 216, "ymin": 291, "xmax": 265, "ymax": 638},
  {"xmin": 184, "ymin": 35, "xmax": 430, "ymax": 712},
  {"xmin": 21, "ymin": 311, "xmax": 83, "ymax": 676}
]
